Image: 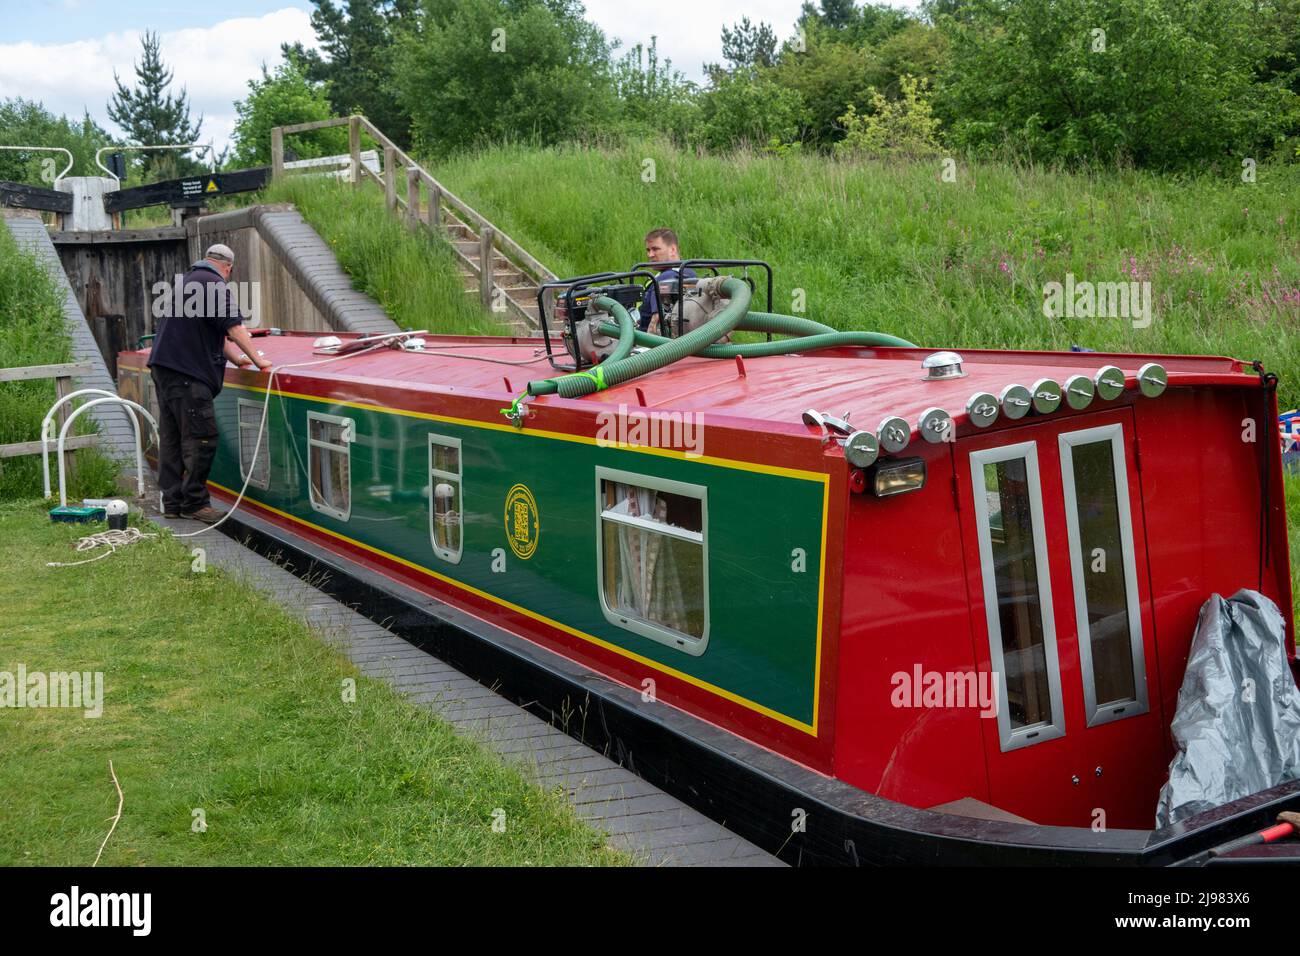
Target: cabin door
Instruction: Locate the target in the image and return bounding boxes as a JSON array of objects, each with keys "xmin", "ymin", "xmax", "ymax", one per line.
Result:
[{"xmin": 955, "ymin": 407, "xmax": 1167, "ymax": 829}]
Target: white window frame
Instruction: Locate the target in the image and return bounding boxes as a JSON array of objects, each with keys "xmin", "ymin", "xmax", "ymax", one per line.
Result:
[
  {"xmin": 970, "ymin": 441, "xmax": 1066, "ymax": 752},
  {"xmin": 594, "ymin": 467, "xmax": 710, "ymax": 656},
  {"xmin": 1059, "ymin": 424, "xmax": 1149, "ymax": 726},
  {"xmin": 427, "ymin": 433, "xmax": 463, "ymax": 565},
  {"xmin": 236, "ymin": 398, "xmax": 270, "ymax": 490},
  {"xmin": 306, "ymin": 411, "xmax": 353, "ymax": 522}
]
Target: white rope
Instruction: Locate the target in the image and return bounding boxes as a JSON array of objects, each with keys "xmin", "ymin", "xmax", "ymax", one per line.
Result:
[
  {"xmin": 46, "ymin": 527, "xmax": 159, "ymax": 568},
  {"xmin": 175, "ymin": 342, "xmax": 391, "ymax": 539},
  {"xmin": 46, "ymin": 338, "xmax": 401, "ymax": 567}
]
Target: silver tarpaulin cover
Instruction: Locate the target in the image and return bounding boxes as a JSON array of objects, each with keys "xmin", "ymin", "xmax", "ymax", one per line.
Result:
[{"xmin": 1156, "ymin": 590, "xmax": 1300, "ymax": 827}]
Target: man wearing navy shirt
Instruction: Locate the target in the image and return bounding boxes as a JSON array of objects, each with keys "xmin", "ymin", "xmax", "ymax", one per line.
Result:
[
  {"xmin": 147, "ymin": 243, "xmax": 270, "ymax": 523},
  {"xmin": 639, "ymin": 228, "xmax": 696, "ymax": 333}
]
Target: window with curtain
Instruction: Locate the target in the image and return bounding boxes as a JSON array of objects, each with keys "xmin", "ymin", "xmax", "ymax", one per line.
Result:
[
  {"xmin": 238, "ymin": 400, "xmax": 269, "ymax": 489},
  {"xmin": 429, "ymin": 434, "xmax": 462, "ymax": 563},
  {"xmin": 308, "ymin": 413, "xmax": 352, "ymax": 521},
  {"xmin": 598, "ymin": 473, "xmax": 706, "ymax": 651}
]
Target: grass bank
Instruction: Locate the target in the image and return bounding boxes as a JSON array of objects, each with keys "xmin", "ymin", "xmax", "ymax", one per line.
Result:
[
  {"xmin": 433, "ymin": 140, "xmax": 1300, "ymax": 411},
  {"xmin": 260, "ymin": 176, "xmax": 501, "ymax": 337},
  {"xmin": 0, "ymin": 500, "xmax": 622, "ymax": 866},
  {"xmin": 0, "ymin": 224, "xmax": 117, "ymax": 501}
]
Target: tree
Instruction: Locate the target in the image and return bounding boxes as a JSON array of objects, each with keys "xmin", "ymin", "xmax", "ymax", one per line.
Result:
[
  {"xmin": 773, "ymin": 31, "xmax": 879, "ymax": 148},
  {"xmin": 0, "ymin": 99, "xmax": 111, "ymax": 184},
  {"xmin": 106, "ymin": 31, "xmax": 204, "ymax": 178},
  {"xmin": 231, "ymin": 56, "xmax": 348, "ymax": 168},
  {"xmin": 818, "ymin": 0, "xmax": 858, "ymax": 29},
  {"xmin": 613, "ymin": 37, "xmax": 698, "ymax": 140},
  {"xmin": 936, "ymin": 0, "xmax": 1300, "ymax": 168},
  {"xmin": 391, "ymin": 0, "xmax": 618, "ymax": 155},
  {"xmin": 720, "ymin": 17, "xmax": 778, "ymax": 71},
  {"xmin": 836, "ymin": 75, "xmax": 944, "ymax": 157},
  {"xmin": 693, "ymin": 69, "xmax": 805, "ymax": 152},
  {"xmin": 283, "ymin": 0, "xmax": 418, "ymax": 146}
]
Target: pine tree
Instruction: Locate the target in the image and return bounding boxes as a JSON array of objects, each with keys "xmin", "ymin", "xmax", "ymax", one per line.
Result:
[{"xmin": 106, "ymin": 31, "xmax": 204, "ymax": 178}]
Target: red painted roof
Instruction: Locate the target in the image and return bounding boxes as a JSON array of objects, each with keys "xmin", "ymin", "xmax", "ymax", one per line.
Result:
[{"xmin": 138, "ymin": 331, "xmax": 1257, "ymax": 436}]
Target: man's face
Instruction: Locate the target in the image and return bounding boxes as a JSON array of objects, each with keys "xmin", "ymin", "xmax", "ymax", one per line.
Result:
[
  {"xmin": 645, "ymin": 237, "xmax": 678, "ymax": 266},
  {"xmin": 211, "ymin": 258, "xmax": 233, "ymax": 279}
]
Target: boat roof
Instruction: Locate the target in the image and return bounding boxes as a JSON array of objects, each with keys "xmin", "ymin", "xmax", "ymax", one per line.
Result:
[{"xmin": 133, "ymin": 331, "xmax": 1259, "ymax": 435}]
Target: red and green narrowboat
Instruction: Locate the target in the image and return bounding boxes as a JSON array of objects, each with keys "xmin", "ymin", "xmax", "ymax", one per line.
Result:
[{"xmin": 117, "ymin": 262, "xmax": 1299, "ymax": 865}]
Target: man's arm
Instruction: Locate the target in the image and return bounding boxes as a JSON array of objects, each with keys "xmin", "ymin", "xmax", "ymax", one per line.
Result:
[
  {"xmin": 223, "ymin": 340, "xmax": 251, "ymax": 365},
  {"xmin": 226, "ymin": 324, "xmax": 272, "ymax": 370}
]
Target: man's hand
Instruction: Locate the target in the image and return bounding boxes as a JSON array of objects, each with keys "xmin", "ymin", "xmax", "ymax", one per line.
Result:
[{"xmin": 254, "ymin": 356, "xmax": 273, "ymax": 371}]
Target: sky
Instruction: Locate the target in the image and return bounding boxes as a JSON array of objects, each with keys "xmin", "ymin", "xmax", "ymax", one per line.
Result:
[{"xmin": 0, "ymin": 0, "xmax": 917, "ymax": 156}]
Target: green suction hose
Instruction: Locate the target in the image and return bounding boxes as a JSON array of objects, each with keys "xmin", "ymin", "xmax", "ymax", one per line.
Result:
[
  {"xmin": 738, "ymin": 312, "xmax": 838, "ymax": 336},
  {"xmin": 527, "ymin": 276, "xmax": 753, "ymax": 400},
  {"xmin": 598, "ymin": 320, "xmax": 917, "ymax": 355},
  {"xmin": 594, "ymin": 295, "xmax": 638, "ymax": 364}
]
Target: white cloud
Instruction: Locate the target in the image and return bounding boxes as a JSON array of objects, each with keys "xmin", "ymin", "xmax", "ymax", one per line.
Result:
[
  {"xmin": 0, "ymin": 7, "xmax": 318, "ymax": 159},
  {"xmin": 583, "ymin": 0, "xmax": 810, "ymax": 80}
]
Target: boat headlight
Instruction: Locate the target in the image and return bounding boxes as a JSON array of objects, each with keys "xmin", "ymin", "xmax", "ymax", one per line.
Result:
[{"xmin": 870, "ymin": 457, "xmax": 927, "ymax": 497}]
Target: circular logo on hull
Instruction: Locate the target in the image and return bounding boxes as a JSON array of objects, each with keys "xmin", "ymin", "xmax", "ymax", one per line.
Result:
[{"xmin": 504, "ymin": 483, "xmax": 540, "ymax": 559}]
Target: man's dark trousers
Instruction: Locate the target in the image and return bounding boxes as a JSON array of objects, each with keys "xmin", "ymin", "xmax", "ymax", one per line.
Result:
[{"xmin": 151, "ymin": 364, "xmax": 219, "ymax": 514}]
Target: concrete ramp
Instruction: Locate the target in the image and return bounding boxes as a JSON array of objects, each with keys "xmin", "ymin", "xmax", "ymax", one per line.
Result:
[
  {"xmin": 4, "ymin": 213, "xmax": 139, "ymax": 465},
  {"xmin": 187, "ymin": 204, "xmax": 399, "ymax": 336}
]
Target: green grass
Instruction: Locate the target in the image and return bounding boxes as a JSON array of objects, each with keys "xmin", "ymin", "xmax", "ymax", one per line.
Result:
[
  {"xmin": 432, "ymin": 139, "xmax": 1300, "ymax": 410},
  {"xmin": 0, "ymin": 225, "xmax": 117, "ymax": 501},
  {"xmin": 260, "ymin": 176, "xmax": 503, "ymax": 337},
  {"xmin": 0, "ymin": 499, "xmax": 624, "ymax": 866}
]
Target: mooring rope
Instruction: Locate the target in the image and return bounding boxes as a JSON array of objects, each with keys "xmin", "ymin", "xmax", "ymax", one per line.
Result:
[
  {"xmin": 46, "ymin": 527, "xmax": 159, "ymax": 568},
  {"xmin": 47, "ymin": 340, "xmax": 394, "ymax": 567}
]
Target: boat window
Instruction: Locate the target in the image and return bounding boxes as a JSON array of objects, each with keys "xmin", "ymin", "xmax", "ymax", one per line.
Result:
[
  {"xmin": 1059, "ymin": 425, "xmax": 1148, "ymax": 725},
  {"xmin": 428, "ymin": 434, "xmax": 463, "ymax": 564},
  {"xmin": 307, "ymin": 412, "xmax": 352, "ymax": 521},
  {"xmin": 595, "ymin": 468, "xmax": 709, "ymax": 655},
  {"xmin": 237, "ymin": 399, "xmax": 270, "ymax": 489},
  {"xmin": 970, "ymin": 443, "xmax": 1065, "ymax": 750}
]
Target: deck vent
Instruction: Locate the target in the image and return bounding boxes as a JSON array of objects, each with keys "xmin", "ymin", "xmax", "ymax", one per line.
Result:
[
  {"xmin": 1094, "ymin": 365, "xmax": 1125, "ymax": 401},
  {"xmin": 922, "ymin": 351, "xmax": 966, "ymax": 380},
  {"xmin": 1137, "ymin": 362, "xmax": 1168, "ymax": 398},
  {"xmin": 1063, "ymin": 374, "xmax": 1095, "ymax": 410},
  {"xmin": 966, "ymin": 392, "xmax": 999, "ymax": 428},
  {"xmin": 999, "ymin": 384, "xmax": 1032, "ymax": 420}
]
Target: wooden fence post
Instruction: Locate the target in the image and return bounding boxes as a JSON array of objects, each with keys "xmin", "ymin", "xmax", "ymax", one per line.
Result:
[
  {"xmin": 383, "ymin": 146, "xmax": 397, "ymax": 212},
  {"xmin": 427, "ymin": 183, "xmax": 442, "ymax": 230},
  {"xmin": 405, "ymin": 167, "xmax": 421, "ymax": 227},
  {"xmin": 54, "ymin": 371, "xmax": 75, "ymax": 485},
  {"xmin": 271, "ymin": 127, "xmax": 284, "ymax": 181},
  {"xmin": 479, "ymin": 225, "xmax": 495, "ymax": 309},
  {"xmin": 348, "ymin": 116, "xmax": 361, "ymax": 186}
]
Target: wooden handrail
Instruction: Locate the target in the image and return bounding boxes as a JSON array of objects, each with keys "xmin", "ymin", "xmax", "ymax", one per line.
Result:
[
  {"xmin": 0, "ymin": 361, "xmax": 91, "ymax": 383},
  {"xmin": 0, "ymin": 362, "xmax": 96, "ymax": 470},
  {"xmin": 271, "ymin": 115, "xmax": 556, "ymax": 288}
]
